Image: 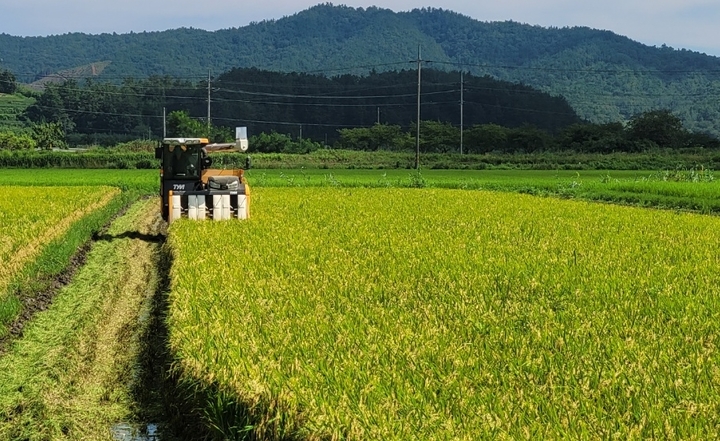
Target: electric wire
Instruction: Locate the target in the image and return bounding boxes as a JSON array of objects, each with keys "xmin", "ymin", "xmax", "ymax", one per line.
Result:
[{"xmin": 5, "ymin": 58, "xmax": 720, "ymax": 134}]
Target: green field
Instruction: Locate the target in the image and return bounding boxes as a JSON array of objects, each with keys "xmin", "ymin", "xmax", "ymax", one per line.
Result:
[
  {"xmin": 2, "ymin": 167, "xmax": 720, "ymax": 213},
  {"xmin": 244, "ymin": 168, "xmax": 720, "ymax": 212},
  {"xmin": 0, "ymin": 169, "xmax": 158, "ymax": 193},
  {"xmin": 252, "ymin": 167, "xmax": 720, "ymax": 214},
  {"xmin": 168, "ymin": 187, "xmax": 720, "ymax": 439},
  {"xmin": 1, "ymin": 168, "xmax": 720, "ymax": 439}
]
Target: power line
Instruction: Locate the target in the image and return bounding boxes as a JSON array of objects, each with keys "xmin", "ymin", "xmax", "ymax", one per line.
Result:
[
  {"xmin": 8, "ymin": 56, "xmax": 720, "ymax": 137},
  {"xmin": 425, "ymin": 59, "xmax": 720, "ymax": 74},
  {"xmin": 18, "ymin": 76, "xmax": 720, "ymax": 105},
  {"xmin": 213, "ymin": 88, "xmax": 429, "ymax": 100},
  {"xmin": 12, "ymin": 56, "xmax": 720, "ymax": 88},
  {"xmin": 210, "ymin": 115, "xmax": 366, "ymax": 128},
  {"xmin": 211, "ymin": 89, "xmax": 457, "ymax": 106},
  {"xmin": 27, "ymin": 104, "xmax": 163, "ymax": 119}
]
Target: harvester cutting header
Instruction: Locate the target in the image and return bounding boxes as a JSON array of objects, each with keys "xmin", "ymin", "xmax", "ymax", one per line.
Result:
[{"xmin": 156, "ymin": 129, "xmax": 250, "ymax": 222}]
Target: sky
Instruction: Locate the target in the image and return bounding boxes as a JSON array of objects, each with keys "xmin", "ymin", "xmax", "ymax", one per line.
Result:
[{"xmin": 2, "ymin": 0, "xmax": 720, "ymax": 57}]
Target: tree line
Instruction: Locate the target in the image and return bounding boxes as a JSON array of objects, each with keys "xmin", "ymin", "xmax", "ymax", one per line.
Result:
[
  {"xmin": 2, "ymin": 65, "xmax": 719, "ymax": 154},
  {"xmin": 248, "ymin": 110, "xmax": 719, "ymax": 154},
  {"xmin": 18, "ymin": 67, "xmax": 581, "ymax": 146}
]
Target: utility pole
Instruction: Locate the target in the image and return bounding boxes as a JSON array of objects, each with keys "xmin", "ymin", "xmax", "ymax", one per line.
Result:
[
  {"xmin": 162, "ymin": 84, "xmax": 166, "ymax": 138},
  {"xmin": 415, "ymin": 45, "xmax": 422, "ymax": 170},
  {"xmin": 460, "ymin": 70, "xmax": 464, "ymax": 155},
  {"xmin": 377, "ymin": 107, "xmax": 380, "ymax": 125},
  {"xmin": 207, "ymin": 69, "xmax": 211, "ymax": 135}
]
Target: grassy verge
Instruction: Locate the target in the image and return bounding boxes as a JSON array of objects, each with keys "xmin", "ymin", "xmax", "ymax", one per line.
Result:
[
  {"xmin": 0, "ymin": 198, "xmax": 166, "ymax": 440},
  {"xmin": 0, "ymin": 169, "xmax": 157, "ymax": 194},
  {"xmin": 2, "ymin": 148, "xmax": 720, "ymax": 171}
]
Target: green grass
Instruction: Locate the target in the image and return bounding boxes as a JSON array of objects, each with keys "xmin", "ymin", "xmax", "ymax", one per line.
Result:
[
  {"xmin": 0, "ymin": 169, "xmax": 158, "ymax": 194},
  {"xmin": 244, "ymin": 168, "xmax": 720, "ymax": 213},
  {"xmin": 167, "ymin": 187, "xmax": 720, "ymax": 439},
  {"xmin": 2, "ymin": 168, "xmax": 720, "ymax": 214},
  {"xmin": 245, "ymin": 168, "xmax": 641, "ymax": 187}
]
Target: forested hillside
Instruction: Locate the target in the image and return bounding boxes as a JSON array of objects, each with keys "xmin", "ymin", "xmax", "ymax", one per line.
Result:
[
  {"xmin": 12, "ymin": 65, "xmax": 714, "ymax": 156},
  {"xmin": 1, "ymin": 4, "xmax": 720, "ymax": 133},
  {"xmin": 409, "ymin": 11, "xmax": 720, "ymax": 134},
  {"xmin": 20, "ymin": 68, "xmax": 580, "ymax": 144}
]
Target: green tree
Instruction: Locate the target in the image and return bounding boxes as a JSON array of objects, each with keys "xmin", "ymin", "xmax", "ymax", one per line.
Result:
[
  {"xmin": 558, "ymin": 122, "xmax": 626, "ymax": 153},
  {"xmin": 683, "ymin": 131, "xmax": 720, "ymax": 149},
  {"xmin": 251, "ymin": 132, "xmax": 294, "ymax": 153},
  {"xmin": 166, "ymin": 110, "xmax": 232, "ymax": 142},
  {"xmin": 336, "ymin": 124, "xmax": 413, "ymax": 151},
  {"xmin": 208, "ymin": 125, "xmax": 234, "ymax": 143},
  {"xmin": 166, "ymin": 111, "xmax": 207, "ymax": 138},
  {"xmin": 23, "ymin": 83, "xmax": 76, "ymax": 133},
  {"xmin": 336, "ymin": 127, "xmax": 374, "ymax": 151},
  {"xmin": 628, "ymin": 110, "xmax": 686, "ymax": 149},
  {"xmin": 32, "ymin": 122, "xmax": 67, "ymax": 150},
  {"xmin": 417, "ymin": 121, "xmax": 459, "ymax": 153},
  {"xmin": 465, "ymin": 124, "xmax": 509, "ymax": 154},
  {"xmin": 505, "ymin": 125, "xmax": 552, "ymax": 153},
  {"xmin": 0, "ymin": 70, "xmax": 16, "ymax": 94},
  {"xmin": 285, "ymin": 138, "xmax": 322, "ymax": 154}
]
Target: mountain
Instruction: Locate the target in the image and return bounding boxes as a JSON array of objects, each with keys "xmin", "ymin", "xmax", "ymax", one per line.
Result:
[{"xmin": 1, "ymin": 4, "xmax": 720, "ymax": 134}]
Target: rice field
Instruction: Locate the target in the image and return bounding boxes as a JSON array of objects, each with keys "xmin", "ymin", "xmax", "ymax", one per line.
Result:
[
  {"xmin": 1, "ymin": 168, "xmax": 720, "ymax": 438},
  {"xmin": 168, "ymin": 187, "xmax": 720, "ymax": 439},
  {"xmin": 0, "ymin": 185, "xmax": 120, "ymax": 296},
  {"xmin": 2, "ymin": 168, "xmax": 720, "ymax": 213}
]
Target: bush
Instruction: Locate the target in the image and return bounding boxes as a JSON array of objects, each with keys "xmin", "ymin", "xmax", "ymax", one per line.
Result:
[
  {"xmin": 0, "ymin": 131, "xmax": 36, "ymax": 150},
  {"xmin": 109, "ymin": 160, "xmax": 131, "ymax": 169},
  {"xmin": 114, "ymin": 140, "xmax": 156, "ymax": 153},
  {"xmin": 134, "ymin": 160, "xmax": 155, "ymax": 169}
]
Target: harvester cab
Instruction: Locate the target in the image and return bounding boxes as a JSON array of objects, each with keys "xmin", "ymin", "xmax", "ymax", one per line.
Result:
[{"xmin": 156, "ymin": 136, "xmax": 250, "ymax": 222}]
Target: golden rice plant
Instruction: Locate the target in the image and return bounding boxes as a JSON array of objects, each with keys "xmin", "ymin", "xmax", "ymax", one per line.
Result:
[
  {"xmin": 168, "ymin": 187, "xmax": 720, "ymax": 440},
  {"xmin": 0, "ymin": 186, "xmax": 120, "ymax": 295}
]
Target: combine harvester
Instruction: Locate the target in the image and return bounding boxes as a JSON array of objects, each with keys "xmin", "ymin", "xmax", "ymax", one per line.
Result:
[{"xmin": 155, "ymin": 128, "xmax": 250, "ymax": 222}]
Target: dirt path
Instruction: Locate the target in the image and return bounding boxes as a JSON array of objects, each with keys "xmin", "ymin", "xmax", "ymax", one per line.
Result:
[{"xmin": 0, "ymin": 198, "xmax": 176, "ymax": 440}]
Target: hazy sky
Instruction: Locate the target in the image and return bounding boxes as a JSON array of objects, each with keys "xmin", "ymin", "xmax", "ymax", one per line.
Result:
[{"xmin": 3, "ymin": 0, "xmax": 720, "ymax": 56}]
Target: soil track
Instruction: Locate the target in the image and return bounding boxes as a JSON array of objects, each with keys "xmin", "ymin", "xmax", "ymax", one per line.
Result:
[
  {"xmin": 3, "ymin": 241, "xmax": 92, "ymax": 345},
  {"xmin": 0, "ymin": 196, "xmax": 141, "ymax": 354}
]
